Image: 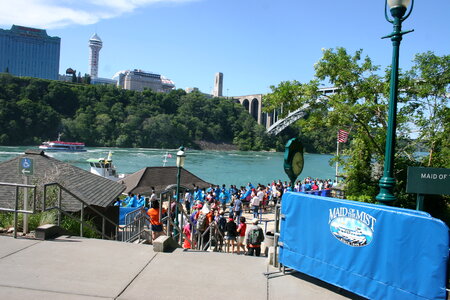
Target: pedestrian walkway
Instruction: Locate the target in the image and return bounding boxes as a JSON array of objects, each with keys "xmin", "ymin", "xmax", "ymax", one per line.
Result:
[{"xmin": 0, "ymin": 235, "xmax": 361, "ymax": 299}]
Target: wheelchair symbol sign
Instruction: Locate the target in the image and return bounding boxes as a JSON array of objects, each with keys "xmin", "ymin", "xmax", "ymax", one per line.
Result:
[{"xmin": 19, "ymin": 158, "xmax": 34, "ymax": 175}]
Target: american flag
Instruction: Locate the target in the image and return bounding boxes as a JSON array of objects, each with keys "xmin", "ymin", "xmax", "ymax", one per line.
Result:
[{"xmin": 337, "ymin": 129, "xmax": 349, "ymax": 143}]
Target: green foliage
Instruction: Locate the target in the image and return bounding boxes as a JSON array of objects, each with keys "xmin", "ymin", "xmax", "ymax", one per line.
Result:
[
  {"xmin": 60, "ymin": 215, "xmax": 101, "ymax": 239},
  {"xmin": 0, "ymin": 210, "xmax": 56, "ymax": 231},
  {"xmin": 0, "ymin": 76, "xmax": 271, "ymax": 151},
  {"xmin": 0, "ymin": 212, "xmax": 14, "ymax": 228},
  {"xmin": 263, "ymin": 48, "xmax": 450, "ymax": 218},
  {"xmin": 405, "ymin": 52, "xmax": 450, "ymax": 167}
]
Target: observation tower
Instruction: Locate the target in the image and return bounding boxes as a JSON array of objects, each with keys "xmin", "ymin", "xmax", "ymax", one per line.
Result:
[{"xmin": 89, "ymin": 33, "xmax": 102, "ymax": 78}]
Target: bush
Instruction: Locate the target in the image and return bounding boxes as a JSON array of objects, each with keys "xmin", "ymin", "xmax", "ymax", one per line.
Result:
[{"xmin": 60, "ymin": 215, "xmax": 101, "ymax": 239}]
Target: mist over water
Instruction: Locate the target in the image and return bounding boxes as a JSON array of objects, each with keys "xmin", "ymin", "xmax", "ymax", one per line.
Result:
[{"xmin": 0, "ymin": 146, "xmax": 336, "ymax": 187}]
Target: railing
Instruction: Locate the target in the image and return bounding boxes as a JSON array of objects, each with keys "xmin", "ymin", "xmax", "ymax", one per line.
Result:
[
  {"xmin": 121, "ymin": 207, "xmax": 150, "ymax": 243},
  {"xmin": 43, "ymin": 182, "xmax": 123, "ymax": 240},
  {"xmin": 0, "ymin": 182, "xmax": 37, "ymax": 238},
  {"xmin": 157, "ymin": 191, "xmax": 225, "ymax": 251},
  {"xmin": 273, "ymin": 202, "xmax": 282, "ymax": 269}
]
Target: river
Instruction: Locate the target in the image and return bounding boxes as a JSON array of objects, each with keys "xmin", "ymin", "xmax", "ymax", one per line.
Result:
[{"xmin": 0, "ymin": 146, "xmax": 336, "ymax": 187}]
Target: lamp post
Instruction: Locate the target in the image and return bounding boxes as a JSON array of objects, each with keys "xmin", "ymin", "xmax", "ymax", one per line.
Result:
[
  {"xmin": 174, "ymin": 146, "xmax": 186, "ymax": 240},
  {"xmin": 376, "ymin": 0, "xmax": 414, "ymax": 205}
]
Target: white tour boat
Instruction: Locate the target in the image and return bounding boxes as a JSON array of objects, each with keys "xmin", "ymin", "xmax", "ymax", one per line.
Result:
[
  {"xmin": 87, "ymin": 151, "xmax": 125, "ymax": 181},
  {"xmin": 39, "ymin": 140, "xmax": 86, "ymax": 152}
]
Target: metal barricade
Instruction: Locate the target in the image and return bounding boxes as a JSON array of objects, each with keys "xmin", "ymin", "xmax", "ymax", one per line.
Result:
[{"xmin": 121, "ymin": 207, "xmax": 149, "ymax": 243}]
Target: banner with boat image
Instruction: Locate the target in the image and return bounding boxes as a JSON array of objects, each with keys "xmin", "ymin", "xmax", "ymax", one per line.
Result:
[{"xmin": 278, "ymin": 192, "xmax": 449, "ymax": 300}]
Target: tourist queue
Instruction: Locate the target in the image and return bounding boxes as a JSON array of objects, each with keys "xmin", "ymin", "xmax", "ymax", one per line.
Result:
[{"xmin": 126, "ymin": 177, "xmax": 337, "ymax": 256}]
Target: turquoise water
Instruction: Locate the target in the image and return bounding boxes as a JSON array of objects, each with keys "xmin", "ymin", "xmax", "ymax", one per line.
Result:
[{"xmin": 0, "ymin": 146, "xmax": 336, "ymax": 187}]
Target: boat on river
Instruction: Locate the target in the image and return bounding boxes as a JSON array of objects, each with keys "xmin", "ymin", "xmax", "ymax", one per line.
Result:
[
  {"xmin": 39, "ymin": 140, "xmax": 86, "ymax": 152},
  {"xmin": 39, "ymin": 133, "xmax": 86, "ymax": 152},
  {"xmin": 87, "ymin": 151, "xmax": 125, "ymax": 181}
]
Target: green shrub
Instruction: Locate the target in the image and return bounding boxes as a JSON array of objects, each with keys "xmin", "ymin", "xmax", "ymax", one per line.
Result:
[{"xmin": 60, "ymin": 215, "xmax": 101, "ymax": 239}]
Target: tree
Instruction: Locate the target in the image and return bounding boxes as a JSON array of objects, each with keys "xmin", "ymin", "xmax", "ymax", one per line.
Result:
[
  {"xmin": 264, "ymin": 48, "xmax": 449, "ymax": 205},
  {"xmin": 405, "ymin": 52, "xmax": 450, "ymax": 167}
]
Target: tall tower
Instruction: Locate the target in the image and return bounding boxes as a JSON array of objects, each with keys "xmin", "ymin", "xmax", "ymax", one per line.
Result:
[
  {"xmin": 88, "ymin": 33, "xmax": 102, "ymax": 78},
  {"xmin": 213, "ymin": 72, "xmax": 223, "ymax": 97}
]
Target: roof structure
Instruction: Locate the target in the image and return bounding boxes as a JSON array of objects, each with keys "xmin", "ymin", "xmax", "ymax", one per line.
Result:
[
  {"xmin": 0, "ymin": 149, "xmax": 125, "ymax": 212},
  {"xmin": 119, "ymin": 167, "xmax": 212, "ymax": 196},
  {"xmin": 89, "ymin": 33, "xmax": 102, "ymax": 42}
]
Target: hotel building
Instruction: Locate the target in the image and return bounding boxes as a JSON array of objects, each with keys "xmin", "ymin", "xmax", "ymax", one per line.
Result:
[{"xmin": 0, "ymin": 25, "xmax": 60, "ymax": 80}]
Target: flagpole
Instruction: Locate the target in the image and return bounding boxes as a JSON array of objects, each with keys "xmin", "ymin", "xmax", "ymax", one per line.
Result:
[{"xmin": 335, "ymin": 136, "xmax": 340, "ymax": 183}]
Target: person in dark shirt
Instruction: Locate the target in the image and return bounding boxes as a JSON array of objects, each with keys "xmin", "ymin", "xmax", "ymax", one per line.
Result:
[{"xmin": 225, "ymin": 217, "xmax": 237, "ymax": 253}]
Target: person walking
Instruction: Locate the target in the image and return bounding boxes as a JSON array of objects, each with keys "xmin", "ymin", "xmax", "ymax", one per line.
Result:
[
  {"xmin": 224, "ymin": 217, "xmax": 237, "ymax": 253},
  {"xmin": 233, "ymin": 195, "xmax": 243, "ymax": 221},
  {"xmin": 184, "ymin": 189, "xmax": 192, "ymax": 214},
  {"xmin": 147, "ymin": 200, "xmax": 166, "ymax": 241},
  {"xmin": 250, "ymin": 194, "xmax": 260, "ymax": 220},
  {"xmin": 236, "ymin": 216, "xmax": 247, "ymax": 255},
  {"xmin": 246, "ymin": 218, "xmax": 265, "ymax": 256}
]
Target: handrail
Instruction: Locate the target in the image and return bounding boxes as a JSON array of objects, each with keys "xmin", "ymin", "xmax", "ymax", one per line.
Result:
[
  {"xmin": 0, "ymin": 182, "xmax": 37, "ymax": 238},
  {"xmin": 121, "ymin": 207, "xmax": 149, "ymax": 243},
  {"xmin": 43, "ymin": 182, "xmax": 123, "ymax": 240}
]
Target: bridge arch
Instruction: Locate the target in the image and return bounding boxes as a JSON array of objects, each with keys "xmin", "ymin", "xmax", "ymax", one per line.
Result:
[
  {"xmin": 250, "ymin": 98, "xmax": 259, "ymax": 120},
  {"xmin": 229, "ymin": 87, "xmax": 337, "ymax": 134},
  {"xmin": 242, "ymin": 99, "xmax": 249, "ymax": 112}
]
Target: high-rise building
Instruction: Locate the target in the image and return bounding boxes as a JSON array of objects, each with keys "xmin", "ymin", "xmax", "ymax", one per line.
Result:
[
  {"xmin": 0, "ymin": 25, "xmax": 60, "ymax": 80},
  {"xmin": 89, "ymin": 33, "xmax": 102, "ymax": 79},
  {"xmin": 114, "ymin": 69, "xmax": 175, "ymax": 93},
  {"xmin": 213, "ymin": 72, "xmax": 223, "ymax": 97}
]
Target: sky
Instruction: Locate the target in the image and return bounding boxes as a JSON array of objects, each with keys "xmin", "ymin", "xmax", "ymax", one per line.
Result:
[{"xmin": 1, "ymin": 0, "xmax": 449, "ymax": 96}]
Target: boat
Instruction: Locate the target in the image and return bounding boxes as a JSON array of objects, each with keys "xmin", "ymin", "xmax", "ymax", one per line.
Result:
[
  {"xmin": 332, "ymin": 226, "xmax": 367, "ymax": 246},
  {"xmin": 39, "ymin": 141, "xmax": 86, "ymax": 152},
  {"xmin": 87, "ymin": 151, "xmax": 125, "ymax": 181},
  {"xmin": 39, "ymin": 133, "xmax": 86, "ymax": 152}
]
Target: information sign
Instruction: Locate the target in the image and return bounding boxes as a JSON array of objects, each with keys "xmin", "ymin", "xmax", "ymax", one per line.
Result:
[
  {"xmin": 407, "ymin": 166, "xmax": 450, "ymax": 195},
  {"xmin": 19, "ymin": 157, "xmax": 34, "ymax": 176}
]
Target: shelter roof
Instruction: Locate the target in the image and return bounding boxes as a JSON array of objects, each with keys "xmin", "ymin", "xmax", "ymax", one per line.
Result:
[
  {"xmin": 119, "ymin": 166, "xmax": 212, "ymax": 196},
  {"xmin": 0, "ymin": 149, "xmax": 125, "ymax": 212}
]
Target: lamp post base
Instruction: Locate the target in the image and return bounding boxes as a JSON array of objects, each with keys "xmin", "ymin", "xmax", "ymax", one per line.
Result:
[{"xmin": 376, "ymin": 176, "xmax": 396, "ymax": 204}]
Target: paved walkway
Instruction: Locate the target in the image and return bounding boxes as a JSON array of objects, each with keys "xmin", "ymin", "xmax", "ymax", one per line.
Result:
[{"xmin": 0, "ymin": 235, "xmax": 362, "ymax": 299}]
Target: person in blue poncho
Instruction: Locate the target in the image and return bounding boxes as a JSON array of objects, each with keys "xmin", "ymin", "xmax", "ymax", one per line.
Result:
[
  {"xmin": 219, "ymin": 188, "xmax": 229, "ymax": 212},
  {"xmin": 193, "ymin": 187, "xmax": 203, "ymax": 202},
  {"xmin": 126, "ymin": 193, "xmax": 138, "ymax": 207},
  {"xmin": 122, "ymin": 193, "xmax": 132, "ymax": 206},
  {"xmin": 136, "ymin": 194, "xmax": 146, "ymax": 207},
  {"xmin": 113, "ymin": 197, "xmax": 122, "ymax": 206}
]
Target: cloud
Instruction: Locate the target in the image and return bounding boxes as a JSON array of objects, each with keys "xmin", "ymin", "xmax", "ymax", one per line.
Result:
[{"xmin": 0, "ymin": 0, "xmax": 196, "ymax": 29}]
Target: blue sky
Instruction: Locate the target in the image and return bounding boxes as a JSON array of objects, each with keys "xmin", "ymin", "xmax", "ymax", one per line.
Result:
[{"xmin": 1, "ymin": 0, "xmax": 449, "ymax": 96}]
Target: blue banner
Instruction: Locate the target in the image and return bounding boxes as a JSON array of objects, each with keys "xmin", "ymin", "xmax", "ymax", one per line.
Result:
[{"xmin": 279, "ymin": 192, "xmax": 449, "ymax": 300}]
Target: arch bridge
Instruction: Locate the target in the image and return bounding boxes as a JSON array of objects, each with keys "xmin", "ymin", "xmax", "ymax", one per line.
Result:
[{"xmin": 232, "ymin": 87, "xmax": 338, "ymax": 135}]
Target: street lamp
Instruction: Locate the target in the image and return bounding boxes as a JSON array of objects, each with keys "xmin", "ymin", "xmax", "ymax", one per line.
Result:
[
  {"xmin": 174, "ymin": 146, "xmax": 185, "ymax": 240},
  {"xmin": 376, "ymin": 0, "xmax": 414, "ymax": 205}
]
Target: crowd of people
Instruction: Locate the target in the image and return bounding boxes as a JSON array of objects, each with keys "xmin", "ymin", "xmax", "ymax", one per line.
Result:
[
  {"xmin": 140, "ymin": 177, "xmax": 337, "ymax": 256},
  {"xmin": 114, "ymin": 178, "xmax": 336, "ymax": 256}
]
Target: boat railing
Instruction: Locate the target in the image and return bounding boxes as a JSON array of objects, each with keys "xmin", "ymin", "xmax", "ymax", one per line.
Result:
[
  {"xmin": 0, "ymin": 182, "xmax": 37, "ymax": 238},
  {"xmin": 42, "ymin": 182, "xmax": 124, "ymax": 240}
]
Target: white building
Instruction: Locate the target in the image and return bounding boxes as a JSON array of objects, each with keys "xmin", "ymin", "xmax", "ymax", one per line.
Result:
[
  {"xmin": 113, "ymin": 69, "xmax": 175, "ymax": 93},
  {"xmin": 88, "ymin": 33, "xmax": 102, "ymax": 79}
]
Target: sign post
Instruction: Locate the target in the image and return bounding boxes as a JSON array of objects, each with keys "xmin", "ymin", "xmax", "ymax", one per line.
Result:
[
  {"xmin": 19, "ymin": 158, "xmax": 34, "ymax": 234},
  {"xmin": 407, "ymin": 167, "xmax": 450, "ymax": 210}
]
